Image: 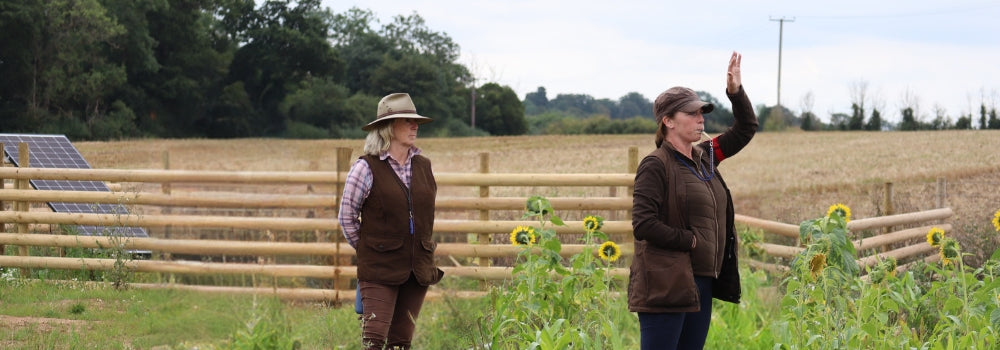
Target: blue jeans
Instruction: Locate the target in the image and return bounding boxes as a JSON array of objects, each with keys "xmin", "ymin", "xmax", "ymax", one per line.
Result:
[{"xmin": 637, "ymin": 276, "xmax": 714, "ymax": 350}]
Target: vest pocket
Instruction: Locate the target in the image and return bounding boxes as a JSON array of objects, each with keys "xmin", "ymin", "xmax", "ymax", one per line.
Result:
[
  {"xmin": 366, "ymin": 237, "xmax": 404, "ymax": 252},
  {"xmin": 417, "ymin": 240, "xmax": 443, "ymax": 285},
  {"xmin": 629, "ymin": 240, "xmax": 699, "ymax": 309},
  {"xmin": 420, "ymin": 240, "xmax": 437, "ymax": 252}
]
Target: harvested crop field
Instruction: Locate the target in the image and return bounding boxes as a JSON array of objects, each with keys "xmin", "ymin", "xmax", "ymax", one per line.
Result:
[{"xmin": 74, "ymin": 130, "xmax": 1000, "ymax": 263}]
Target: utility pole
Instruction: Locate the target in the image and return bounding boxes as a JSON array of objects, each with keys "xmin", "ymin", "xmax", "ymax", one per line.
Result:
[
  {"xmin": 769, "ymin": 16, "xmax": 794, "ymax": 110},
  {"xmin": 470, "ymin": 82, "xmax": 476, "ymax": 129},
  {"xmin": 469, "ymin": 73, "xmax": 478, "ymax": 129}
]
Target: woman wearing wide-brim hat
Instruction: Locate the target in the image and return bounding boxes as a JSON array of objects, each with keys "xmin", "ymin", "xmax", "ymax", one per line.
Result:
[{"xmin": 338, "ymin": 92, "xmax": 444, "ymax": 350}]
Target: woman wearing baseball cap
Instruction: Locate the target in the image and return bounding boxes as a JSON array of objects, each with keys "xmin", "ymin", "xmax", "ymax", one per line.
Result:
[{"xmin": 629, "ymin": 52, "xmax": 758, "ymax": 349}]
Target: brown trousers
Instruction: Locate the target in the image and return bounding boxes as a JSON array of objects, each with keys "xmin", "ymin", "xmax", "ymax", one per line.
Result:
[{"xmin": 359, "ymin": 273, "xmax": 428, "ymax": 350}]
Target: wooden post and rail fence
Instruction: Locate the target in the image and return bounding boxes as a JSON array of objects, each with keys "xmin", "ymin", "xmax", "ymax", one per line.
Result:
[{"xmin": 0, "ymin": 144, "xmax": 953, "ymax": 301}]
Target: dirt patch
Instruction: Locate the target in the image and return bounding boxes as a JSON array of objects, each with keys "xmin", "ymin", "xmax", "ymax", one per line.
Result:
[{"xmin": 0, "ymin": 314, "xmax": 92, "ymax": 333}]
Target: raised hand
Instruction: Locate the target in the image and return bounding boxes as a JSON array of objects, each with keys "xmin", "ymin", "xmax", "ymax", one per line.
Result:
[{"xmin": 727, "ymin": 51, "xmax": 742, "ymax": 94}]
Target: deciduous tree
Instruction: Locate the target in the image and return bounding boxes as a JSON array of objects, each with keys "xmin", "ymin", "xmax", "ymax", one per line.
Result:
[{"xmin": 474, "ymin": 82, "xmax": 526, "ymax": 135}]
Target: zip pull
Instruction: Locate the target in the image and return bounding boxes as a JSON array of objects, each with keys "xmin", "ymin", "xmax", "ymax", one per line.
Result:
[{"xmin": 409, "ymin": 211, "xmax": 414, "ymax": 235}]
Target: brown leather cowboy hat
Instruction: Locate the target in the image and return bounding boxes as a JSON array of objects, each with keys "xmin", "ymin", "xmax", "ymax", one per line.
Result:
[{"xmin": 362, "ymin": 93, "xmax": 433, "ymax": 131}]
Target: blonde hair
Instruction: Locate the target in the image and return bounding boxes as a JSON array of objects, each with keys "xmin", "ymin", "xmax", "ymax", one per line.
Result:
[{"xmin": 362, "ymin": 121, "xmax": 394, "ymax": 156}]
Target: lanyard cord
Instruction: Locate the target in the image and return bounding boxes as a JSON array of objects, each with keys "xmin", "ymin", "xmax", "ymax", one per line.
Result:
[{"xmin": 672, "ymin": 142, "xmax": 715, "ymax": 181}]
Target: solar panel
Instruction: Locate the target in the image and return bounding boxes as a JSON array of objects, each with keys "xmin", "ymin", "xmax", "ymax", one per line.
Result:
[{"xmin": 0, "ymin": 134, "xmax": 148, "ymax": 238}]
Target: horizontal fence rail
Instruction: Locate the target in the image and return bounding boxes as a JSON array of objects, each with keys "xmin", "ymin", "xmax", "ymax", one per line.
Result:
[
  {"xmin": 0, "ymin": 168, "xmax": 635, "ymax": 187},
  {"xmin": 0, "ymin": 210, "xmax": 634, "ymax": 236},
  {"xmin": 735, "ymin": 207, "xmax": 954, "ymax": 239},
  {"xmin": 0, "ymin": 188, "xmax": 336, "ymax": 209},
  {"xmin": 738, "ymin": 208, "xmax": 953, "ymax": 276},
  {"xmin": 0, "ymin": 255, "xmax": 629, "ymax": 282},
  {"xmin": 0, "ymin": 188, "xmax": 632, "ymax": 211},
  {"xmin": 0, "ymin": 232, "xmax": 635, "ymax": 259},
  {"xmin": 0, "ymin": 167, "xmax": 340, "ymax": 185}
]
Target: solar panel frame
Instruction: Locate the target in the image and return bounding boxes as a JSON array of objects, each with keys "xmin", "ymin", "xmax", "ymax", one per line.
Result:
[{"xmin": 0, "ymin": 134, "xmax": 148, "ymax": 238}]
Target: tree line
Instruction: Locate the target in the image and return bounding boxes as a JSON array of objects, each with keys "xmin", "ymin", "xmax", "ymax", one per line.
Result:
[
  {"xmin": 0, "ymin": 0, "xmax": 528, "ymax": 139},
  {"xmin": 757, "ymin": 82, "xmax": 1000, "ymax": 132},
  {"xmin": 2, "ymin": 1, "xmax": 995, "ymax": 140},
  {"xmin": 528, "ymin": 86, "xmax": 1000, "ymax": 134},
  {"xmin": 522, "ymin": 86, "xmax": 737, "ymax": 135}
]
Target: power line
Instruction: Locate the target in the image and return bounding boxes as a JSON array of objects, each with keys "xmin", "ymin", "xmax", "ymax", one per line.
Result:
[{"xmin": 795, "ymin": 4, "xmax": 1000, "ymax": 20}]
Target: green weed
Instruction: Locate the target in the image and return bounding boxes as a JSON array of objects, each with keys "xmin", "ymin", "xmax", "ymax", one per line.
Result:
[{"xmin": 470, "ymin": 196, "xmax": 637, "ymax": 349}]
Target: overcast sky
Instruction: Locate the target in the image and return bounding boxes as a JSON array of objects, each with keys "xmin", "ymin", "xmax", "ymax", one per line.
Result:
[{"xmin": 321, "ymin": 0, "xmax": 1000, "ymax": 123}]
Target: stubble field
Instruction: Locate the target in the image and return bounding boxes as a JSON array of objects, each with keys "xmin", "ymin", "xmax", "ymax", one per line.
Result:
[{"xmin": 76, "ymin": 130, "xmax": 1000, "ymax": 261}]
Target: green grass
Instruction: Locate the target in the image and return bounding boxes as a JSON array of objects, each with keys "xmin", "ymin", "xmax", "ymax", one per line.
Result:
[
  {"xmin": 0, "ymin": 278, "xmax": 336, "ymax": 349},
  {"xmin": 0, "ymin": 276, "xmax": 504, "ymax": 349},
  {"xmin": 4, "ymin": 257, "xmax": 998, "ymax": 349}
]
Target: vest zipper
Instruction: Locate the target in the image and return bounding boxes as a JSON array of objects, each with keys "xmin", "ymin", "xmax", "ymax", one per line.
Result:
[
  {"xmin": 387, "ymin": 158, "xmax": 417, "ymax": 272},
  {"xmin": 697, "ymin": 158, "xmax": 723, "ymax": 278},
  {"xmin": 408, "ymin": 186, "xmax": 416, "ymax": 276}
]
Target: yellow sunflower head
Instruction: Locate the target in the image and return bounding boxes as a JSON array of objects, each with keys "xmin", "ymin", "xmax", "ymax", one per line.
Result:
[
  {"xmin": 827, "ymin": 203, "xmax": 851, "ymax": 223},
  {"xmin": 926, "ymin": 227, "xmax": 945, "ymax": 247},
  {"xmin": 939, "ymin": 238, "xmax": 960, "ymax": 265},
  {"xmin": 583, "ymin": 215, "xmax": 604, "ymax": 231},
  {"xmin": 598, "ymin": 241, "xmax": 621, "ymax": 262},
  {"xmin": 992, "ymin": 209, "xmax": 1000, "ymax": 232},
  {"xmin": 809, "ymin": 252, "xmax": 827, "ymax": 278},
  {"xmin": 509, "ymin": 225, "xmax": 537, "ymax": 246}
]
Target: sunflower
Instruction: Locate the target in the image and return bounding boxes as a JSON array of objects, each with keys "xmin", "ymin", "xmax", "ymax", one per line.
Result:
[
  {"xmin": 509, "ymin": 225, "xmax": 536, "ymax": 246},
  {"xmin": 598, "ymin": 241, "xmax": 621, "ymax": 262},
  {"xmin": 926, "ymin": 227, "xmax": 945, "ymax": 247},
  {"xmin": 939, "ymin": 238, "xmax": 961, "ymax": 265},
  {"xmin": 809, "ymin": 252, "xmax": 827, "ymax": 278},
  {"xmin": 881, "ymin": 256, "xmax": 898, "ymax": 277},
  {"xmin": 826, "ymin": 203, "xmax": 851, "ymax": 223},
  {"xmin": 583, "ymin": 215, "xmax": 603, "ymax": 231},
  {"xmin": 992, "ymin": 209, "xmax": 1000, "ymax": 232},
  {"xmin": 885, "ymin": 256, "xmax": 899, "ymax": 277}
]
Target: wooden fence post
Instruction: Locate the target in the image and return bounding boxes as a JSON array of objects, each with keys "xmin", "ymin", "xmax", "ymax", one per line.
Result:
[
  {"xmin": 334, "ymin": 147, "xmax": 353, "ymax": 290},
  {"xmin": 626, "ymin": 146, "xmax": 638, "ymax": 231},
  {"xmin": 623, "ymin": 146, "xmax": 638, "ymax": 264},
  {"xmin": 883, "ymin": 182, "xmax": 894, "ymax": 217},
  {"xmin": 17, "ymin": 142, "xmax": 30, "ymax": 277},
  {"xmin": 610, "ymin": 147, "xmax": 632, "ymax": 221},
  {"xmin": 161, "ymin": 150, "xmax": 175, "ymax": 283},
  {"xmin": 161, "ymin": 151, "xmax": 172, "ymax": 245},
  {"xmin": 477, "ymin": 152, "xmax": 490, "ymax": 289},
  {"xmin": 882, "ymin": 182, "xmax": 894, "ymax": 252},
  {"xmin": 936, "ymin": 177, "xmax": 946, "ymax": 209},
  {"xmin": 1, "ymin": 142, "xmax": 5, "ymax": 255}
]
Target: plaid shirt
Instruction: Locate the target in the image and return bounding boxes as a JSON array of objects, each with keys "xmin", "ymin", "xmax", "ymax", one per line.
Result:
[{"xmin": 338, "ymin": 147, "xmax": 422, "ymax": 248}]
